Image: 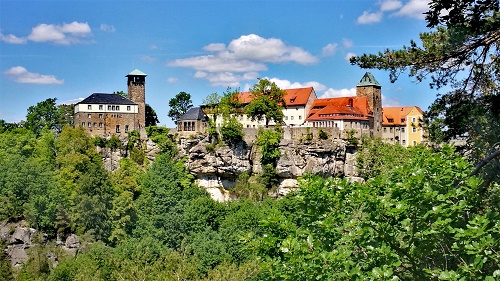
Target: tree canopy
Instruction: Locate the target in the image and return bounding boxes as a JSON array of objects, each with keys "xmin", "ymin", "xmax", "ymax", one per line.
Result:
[
  {"xmin": 245, "ymin": 79, "xmax": 286, "ymax": 127},
  {"xmin": 168, "ymin": 91, "xmax": 193, "ymax": 122}
]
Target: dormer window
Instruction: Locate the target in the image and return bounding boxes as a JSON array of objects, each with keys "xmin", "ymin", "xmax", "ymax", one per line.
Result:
[
  {"xmin": 388, "ymin": 118, "xmax": 394, "ymax": 123},
  {"xmin": 290, "ymin": 98, "xmax": 295, "ymax": 103}
]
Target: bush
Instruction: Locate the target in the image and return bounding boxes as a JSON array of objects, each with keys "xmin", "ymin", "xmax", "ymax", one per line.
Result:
[
  {"xmin": 220, "ymin": 116, "xmax": 243, "ymax": 146},
  {"xmin": 318, "ymin": 129, "xmax": 328, "ymax": 140}
]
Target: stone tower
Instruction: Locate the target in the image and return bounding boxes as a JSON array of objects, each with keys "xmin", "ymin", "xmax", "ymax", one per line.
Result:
[
  {"xmin": 356, "ymin": 72, "xmax": 382, "ymax": 138},
  {"xmin": 126, "ymin": 69, "xmax": 146, "ymax": 129}
]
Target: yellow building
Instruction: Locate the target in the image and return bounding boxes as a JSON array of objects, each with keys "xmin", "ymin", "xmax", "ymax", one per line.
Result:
[{"xmin": 382, "ymin": 106, "xmax": 425, "ymax": 147}]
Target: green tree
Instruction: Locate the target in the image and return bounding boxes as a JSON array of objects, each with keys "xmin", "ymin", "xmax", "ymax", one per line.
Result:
[
  {"xmin": 24, "ymin": 97, "xmax": 61, "ymax": 136},
  {"xmin": 220, "ymin": 116, "xmax": 244, "ymax": 146},
  {"xmin": 245, "ymin": 79, "xmax": 286, "ymax": 126},
  {"xmin": 168, "ymin": 91, "xmax": 193, "ymax": 122},
  {"xmin": 256, "ymin": 128, "xmax": 283, "ymax": 189},
  {"xmin": 350, "ymin": 0, "xmax": 500, "ymax": 179},
  {"xmin": 145, "ymin": 103, "xmax": 159, "ymax": 127}
]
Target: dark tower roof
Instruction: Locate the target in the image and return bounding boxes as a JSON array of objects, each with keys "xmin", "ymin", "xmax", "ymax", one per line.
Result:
[
  {"xmin": 178, "ymin": 107, "xmax": 207, "ymax": 121},
  {"xmin": 356, "ymin": 72, "xmax": 381, "ymax": 87},
  {"xmin": 77, "ymin": 93, "xmax": 137, "ymax": 105}
]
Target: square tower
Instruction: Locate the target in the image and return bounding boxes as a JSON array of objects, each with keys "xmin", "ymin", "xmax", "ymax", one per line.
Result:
[
  {"xmin": 356, "ymin": 72, "xmax": 382, "ymax": 138},
  {"xmin": 126, "ymin": 69, "xmax": 146, "ymax": 129}
]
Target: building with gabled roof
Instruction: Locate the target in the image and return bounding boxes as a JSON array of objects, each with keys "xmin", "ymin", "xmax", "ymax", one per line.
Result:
[
  {"xmin": 74, "ymin": 69, "xmax": 147, "ymax": 138},
  {"xmin": 304, "ymin": 96, "xmax": 373, "ymax": 131},
  {"xmin": 382, "ymin": 106, "xmax": 425, "ymax": 146},
  {"xmin": 177, "ymin": 107, "xmax": 208, "ymax": 133}
]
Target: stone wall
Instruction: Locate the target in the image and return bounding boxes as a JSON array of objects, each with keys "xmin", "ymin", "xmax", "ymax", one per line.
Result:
[{"xmin": 75, "ymin": 112, "xmax": 139, "ymax": 138}]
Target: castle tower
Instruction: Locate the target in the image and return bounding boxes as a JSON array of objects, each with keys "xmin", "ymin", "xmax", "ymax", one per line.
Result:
[
  {"xmin": 356, "ymin": 72, "xmax": 382, "ymax": 138},
  {"xmin": 126, "ymin": 69, "xmax": 147, "ymax": 129}
]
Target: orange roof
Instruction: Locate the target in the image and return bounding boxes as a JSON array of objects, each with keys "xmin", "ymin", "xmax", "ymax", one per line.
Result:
[
  {"xmin": 382, "ymin": 106, "xmax": 423, "ymax": 125},
  {"xmin": 306, "ymin": 96, "xmax": 373, "ymax": 122},
  {"xmin": 237, "ymin": 87, "xmax": 314, "ymax": 106}
]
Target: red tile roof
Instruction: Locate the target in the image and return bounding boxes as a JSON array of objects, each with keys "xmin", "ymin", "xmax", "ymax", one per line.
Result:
[
  {"xmin": 382, "ymin": 106, "xmax": 423, "ymax": 125},
  {"xmin": 305, "ymin": 96, "xmax": 373, "ymax": 122},
  {"xmin": 237, "ymin": 87, "xmax": 314, "ymax": 106}
]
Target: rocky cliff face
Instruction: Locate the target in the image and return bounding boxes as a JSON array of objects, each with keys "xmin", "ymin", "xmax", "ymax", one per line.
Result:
[{"xmin": 177, "ymin": 135, "xmax": 360, "ymax": 201}]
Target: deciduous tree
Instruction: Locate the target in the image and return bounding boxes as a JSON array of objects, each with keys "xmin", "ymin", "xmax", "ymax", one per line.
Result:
[
  {"xmin": 245, "ymin": 79, "xmax": 286, "ymax": 127},
  {"xmin": 168, "ymin": 91, "xmax": 193, "ymax": 122}
]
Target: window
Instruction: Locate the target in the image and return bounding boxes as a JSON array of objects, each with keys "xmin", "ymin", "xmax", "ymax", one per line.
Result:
[
  {"xmin": 108, "ymin": 105, "xmax": 111, "ymax": 110},
  {"xmin": 384, "ymin": 127, "xmax": 387, "ymax": 133},
  {"xmin": 285, "ymin": 116, "xmax": 288, "ymax": 120},
  {"xmin": 388, "ymin": 118, "xmax": 394, "ymax": 123},
  {"xmin": 412, "ymin": 117, "xmax": 416, "ymax": 123},
  {"xmin": 99, "ymin": 105, "xmax": 103, "ymax": 110},
  {"xmin": 402, "ymin": 140, "xmax": 406, "ymax": 145},
  {"xmin": 413, "ymin": 127, "xmax": 417, "ymax": 133},
  {"xmin": 88, "ymin": 114, "xmax": 92, "ymax": 118},
  {"xmin": 116, "ymin": 125, "xmax": 120, "ymax": 133},
  {"xmin": 291, "ymin": 116, "xmax": 294, "ymax": 120},
  {"xmin": 87, "ymin": 122, "xmax": 91, "ymax": 127},
  {"xmin": 99, "ymin": 114, "xmax": 103, "ymax": 119},
  {"xmin": 401, "ymin": 118, "xmax": 405, "ymax": 123},
  {"xmin": 390, "ymin": 127, "xmax": 393, "ymax": 133},
  {"xmin": 413, "ymin": 140, "xmax": 417, "ymax": 146},
  {"xmin": 81, "ymin": 122, "xmax": 85, "ymax": 127},
  {"xmin": 127, "ymin": 106, "xmax": 131, "ymax": 111},
  {"xmin": 116, "ymin": 106, "xmax": 120, "ymax": 111},
  {"xmin": 88, "ymin": 105, "xmax": 92, "ymax": 110},
  {"xmin": 125, "ymin": 125, "xmax": 129, "ymax": 133},
  {"xmin": 401, "ymin": 127, "xmax": 405, "ymax": 133},
  {"xmin": 299, "ymin": 115, "xmax": 302, "ymax": 120},
  {"xmin": 93, "ymin": 122, "xmax": 97, "ymax": 127},
  {"xmin": 99, "ymin": 123, "xmax": 103, "ymax": 128},
  {"xmin": 112, "ymin": 106, "xmax": 116, "ymax": 111}
]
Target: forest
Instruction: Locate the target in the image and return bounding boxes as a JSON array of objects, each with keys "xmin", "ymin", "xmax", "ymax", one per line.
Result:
[{"xmin": 1, "ymin": 0, "xmax": 500, "ymax": 280}]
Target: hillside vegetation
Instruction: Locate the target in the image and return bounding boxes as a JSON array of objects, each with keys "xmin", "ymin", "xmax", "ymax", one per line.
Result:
[{"xmin": 0, "ymin": 124, "xmax": 498, "ymax": 280}]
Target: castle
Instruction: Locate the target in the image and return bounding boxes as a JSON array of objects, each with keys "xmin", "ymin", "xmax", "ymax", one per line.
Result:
[{"xmin": 74, "ymin": 69, "xmax": 146, "ymax": 138}]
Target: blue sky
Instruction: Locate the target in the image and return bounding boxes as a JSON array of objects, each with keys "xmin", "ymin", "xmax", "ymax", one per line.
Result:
[{"xmin": 1, "ymin": 0, "xmax": 438, "ymax": 127}]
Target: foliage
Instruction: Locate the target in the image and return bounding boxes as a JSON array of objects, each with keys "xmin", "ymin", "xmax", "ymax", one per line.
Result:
[
  {"xmin": 245, "ymin": 79, "xmax": 286, "ymax": 126},
  {"xmin": 206, "ymin": 117, "xmax": 219, "ymax": 144},
  {"xmin": 145, "ymin": 103, "xmax": 159, "ymax": 127},
  {"xmin": 318, "ymin": 128, "xmax": 328, "ymax": 140},
  {"xmin": 230, "ymin": 172, "xmax": 267, "ymax": 201},
  {"xmin": 357, "ymin": 137, "xmax": 411, "ymax": 179},
  {"xmin": 220, "ymin": 116, "xmax": 244, "ymax": 146},
  {"xmin": 350, "ymin": 0, "xmax": 500, "ymax": 180},
  {"xmin": 256, "ymin": 128, "xmax": 283, "ymax": 189},
  {"xmin": 168, "ymin": 91, "xmax": 193, "ymax": 122},
  {"xmin": 24, "ymin": 97, "xmax": 61, "ymax": 136},
  {"xmin": 250, "ymin": 146, "xmax": 500, "ymax": 280},
  {"xmin": 146, "ymin": 126, "xmax": 176, "ymax": 154}
]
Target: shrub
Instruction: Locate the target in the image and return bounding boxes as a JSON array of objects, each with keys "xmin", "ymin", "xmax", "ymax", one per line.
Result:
[{"xmin": 220, "ymin": 116, "xmax": 243, "ymax": 146}]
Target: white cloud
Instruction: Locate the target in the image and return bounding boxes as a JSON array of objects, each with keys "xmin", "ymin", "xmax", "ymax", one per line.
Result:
[
  {"xmin": 382, "ymin": 95, "xmax": 403, "ymax": 107},
  {"xmin": 4, "ymin": 66, "xmax": 64, "ymax": 84},
  {"xmin": 167, "ymin": 77, "xmax": 178, "ymax": 83},
  {"xmin": 357, "ymin": 11, "xmax": 383, "ymax": 24},
  {"xmin": 321, "ymin": 88, "xmax": 356, "ymax": 98},
  {"xmin": 99, "ymin": 24, "xmax": 116, "ymax": 32},
  {"xmin": 60, "ymin": 98, "xmax": 83, "ymax": 105},
  {"xmin": 342, "ymin": 38, "xmax": 353, "ymax": 49},
  {"xmin": 345, "ymin": 52, "xmax": 356, "ymax": 61},
  {"xmin": 27, "ymin": 21, "xmax": 92, "ymax": 45},
  {"xmin": 203, "ymin": 43, "xmax": 226, "ymax": 52},
  {"xmin": 141, "ymin": 56, "xmax": 157, "ymax": 63},
  {"xmin": 226, "ymin": 34, "xmax": 317, "ymax": 65},
  {"xmin": 0, "ymin": 33, "xmax": 27, "ymax": 44},
  {"xmin": 169, "ymin": 55, "xmax": 267, "ymax": 73},
  {"xmin": 394, "ymin": 0, "xmax": 429, "ymax": 19},
  {"xmin": 169, "ymin": 34, "xmax": 317, "ymax": 86},
  {"xmin": 322, "ymin": 43, "xmax": 338, "ymax": 57},
  {"xmin": 380, "ymin": 0, "xmax": 403, "ymax": 11},
  {"xmin": 266, "ymin": 77, "xmax": 327, "ymax": 92}
]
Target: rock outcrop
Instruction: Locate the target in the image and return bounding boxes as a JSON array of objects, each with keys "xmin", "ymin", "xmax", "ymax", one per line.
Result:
[{"xmin": 176, "ymin": 134, "xmax": 359, "ymax": 201}]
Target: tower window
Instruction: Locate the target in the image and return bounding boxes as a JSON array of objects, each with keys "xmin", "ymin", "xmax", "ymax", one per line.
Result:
[
  {"xmin": 116, "ymin": 125, "xmax": 120, "ymax": 133},
  {"xmin": 88, "ymin": 114, "xmax": 92, "ymax": 118},
  {"xmin": 87, "ymin": 122, "xmax": 91, "ymax": 127},
  {"xmin": 99, "ymin": 114, "xmax": 103, "ymax": 119},
  {"xmin": 125, "ymin": 125, "xmax": 129, "ymax": 133},
  {"xmin": 99, "ymin": 123, "xmax": 103, "ymax": 128}
]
